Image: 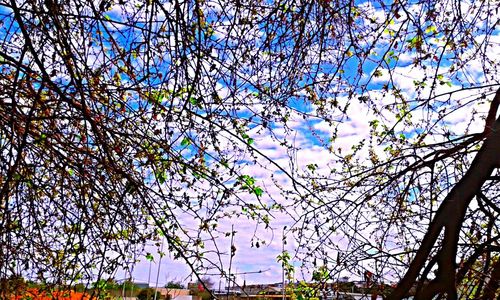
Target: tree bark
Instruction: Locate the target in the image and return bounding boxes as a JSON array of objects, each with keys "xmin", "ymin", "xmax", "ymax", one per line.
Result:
[{"xmin": 479, "ymin": 258, "xmax": 500, "ymax": 300}]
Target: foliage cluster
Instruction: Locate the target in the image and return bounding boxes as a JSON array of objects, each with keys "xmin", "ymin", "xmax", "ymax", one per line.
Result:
[{"xmin": 166, "ymin": 280, "xmax": 185, "ymax": 289}]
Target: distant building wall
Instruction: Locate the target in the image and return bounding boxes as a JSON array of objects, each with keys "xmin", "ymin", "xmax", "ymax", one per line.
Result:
[
  {"xmin": 214, "ymin": 295, "xmax": 290, "ymax": 300},
  {"xmin": 155, "ymin": 288, "xmax": 194, "ymax": 300},
  {"xmin": 174, "ymin": 296, "xmax": 198, "ymax": 300}
]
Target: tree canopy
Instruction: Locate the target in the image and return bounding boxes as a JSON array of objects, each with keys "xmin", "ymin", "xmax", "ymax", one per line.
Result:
[{"xmin": 0, "ymin": 0, "xmax": 498, "ymax": 299}]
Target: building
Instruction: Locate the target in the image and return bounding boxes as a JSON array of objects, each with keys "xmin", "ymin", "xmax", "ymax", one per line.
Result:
[
  {"xmin": 155, "ymin": 288, "xmax": 196, "ymax": 300},
  {"xmin": 116, "ymin": 279, "xmax": 150, "ymax": 289}
]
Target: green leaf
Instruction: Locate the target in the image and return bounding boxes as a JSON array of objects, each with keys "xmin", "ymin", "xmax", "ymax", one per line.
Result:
[
  {"xmin": 369, "ymin": 119, "xmax": 379, "ymax": 129},
  {"xmin": 307, "ymin": 164, "xmax": 318, "ymax": 172},
  {"xmin": 253, "ymin": 186, "xmax": 263, "ymax": 197},
  {"xmin": 241, "ymin": 175, "xmax": 255, "ymax": 185},
  {"xmin": 189, "ymin": 97, "xmax": 202, "ymax": 108},
  {"xmin": 181, "ymin": 137, "xmax": 190, "ymax": 147},
  {"xmin": 120, "ymin": 229, "xmax": 130, "ymax": 239},
  {"xmin": 425, "ymin": 25, "xmax": 438, "ymax": 34},
  {"xmin": 156, "ymin": 171, "xmax": 167, "ymax": 184},
  {"xmin": 262, "ymin": 214, "xmax": 270, "ymax": 226},
  {"xmin": 145, "ymin": 253, "xmax": 154, "ymax": 262}
]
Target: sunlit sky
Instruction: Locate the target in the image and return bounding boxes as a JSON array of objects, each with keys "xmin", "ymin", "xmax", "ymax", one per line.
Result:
[
  {"xmin": 1, "ymin": 0, "xmax": 498, "ymax": 289},
  {"xmin": 119, "ymin": 17, "xmax": 500, "ymax": 288}
]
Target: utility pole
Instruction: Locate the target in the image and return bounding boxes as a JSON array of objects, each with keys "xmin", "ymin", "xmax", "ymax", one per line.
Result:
[
  {"xmin": 282, "ymin": 226, "xmax": 285, "ymax": 300},
  {"xmin": 227, "ymin": 224, "xmax": 235, "ymax": 300},
  {"xmin": 153, "ymin": 238, "xmax": 164, "ymax": 300}
]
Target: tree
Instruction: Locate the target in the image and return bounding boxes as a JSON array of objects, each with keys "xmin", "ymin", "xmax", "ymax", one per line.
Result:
[
  {"xmin": 0, "ymin": 274, "xmax": 27, "ymax": 298},
  {"xmin": 138, "ymin": 288, "xmax": 163, "ymax": 300},
  {"xmin": 189, "ymin": 277, "xmax": 214, "ymax": 300},
  {"xmin": 166, "ymin": 281, "xmax": 185, "ymax": 289},
  {"xmin": 0, "ymin": 0, "xmax": 498, "ymax": 299}
]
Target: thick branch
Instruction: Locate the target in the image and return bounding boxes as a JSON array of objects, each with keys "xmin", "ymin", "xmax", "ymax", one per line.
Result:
[
  {"xmin": 479, "ymin": 258, "xmax": 500, "ymax": 300},
  {"xmin": 389, "ymin": 88, "xmax": 500, "ymax": 300},
  {"xmin": 483, "ymin": 89, "xmax": 500, "ymax": 136}
]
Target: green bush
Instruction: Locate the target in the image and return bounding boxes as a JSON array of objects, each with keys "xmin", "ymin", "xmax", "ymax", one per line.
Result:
[{"xmin": 137, "ymin": 288, "xmax": 162, "ymax": 300}]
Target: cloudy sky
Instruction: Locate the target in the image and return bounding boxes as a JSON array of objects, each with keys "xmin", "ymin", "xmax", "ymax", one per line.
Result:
[
  {"xmin": 2, "ymin": 0, "xmax": 497, "ymax": 289},
  {"xmin": 120, "ymin": 21, "xmax": 500, "ymax": 286},
  {"xmin": 101, "ymin": 0, "xmax": 500, "ymax": 287}
]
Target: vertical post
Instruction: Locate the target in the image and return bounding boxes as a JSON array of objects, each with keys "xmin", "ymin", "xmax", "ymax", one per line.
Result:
[
  {"xmin": 282, "ymin": 227, "xmax": 285, "ymax": 300},
  {"xmin": 153, "ymin": 238, "xmax": 165, "ymax": 300},
  {"xmin": 147, "ymin": 259, "xmax": 153, "ymax": 300},
  {"xmin": 227, "ymin": 224, "xmax": 235, "ymax": 300}
]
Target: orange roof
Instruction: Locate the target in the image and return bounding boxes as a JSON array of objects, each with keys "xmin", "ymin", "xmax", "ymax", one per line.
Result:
[{"xmin": 11, "ymin": 288, "xmax": 91, "ymax": 300}]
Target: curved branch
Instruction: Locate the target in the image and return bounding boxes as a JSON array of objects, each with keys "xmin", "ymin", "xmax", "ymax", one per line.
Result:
[{"xmin": 389, "ymin": 88, "xmax": 500, "ymax": 300}]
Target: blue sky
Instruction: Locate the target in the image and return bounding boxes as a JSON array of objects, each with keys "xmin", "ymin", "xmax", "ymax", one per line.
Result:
[
  {"xmin": 1, "ymin": 0, "xmax": 499, "ymax": 289},
  {"xmin": 88, "ymin": 0, "xmax": 499, "ymax": 287}
]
